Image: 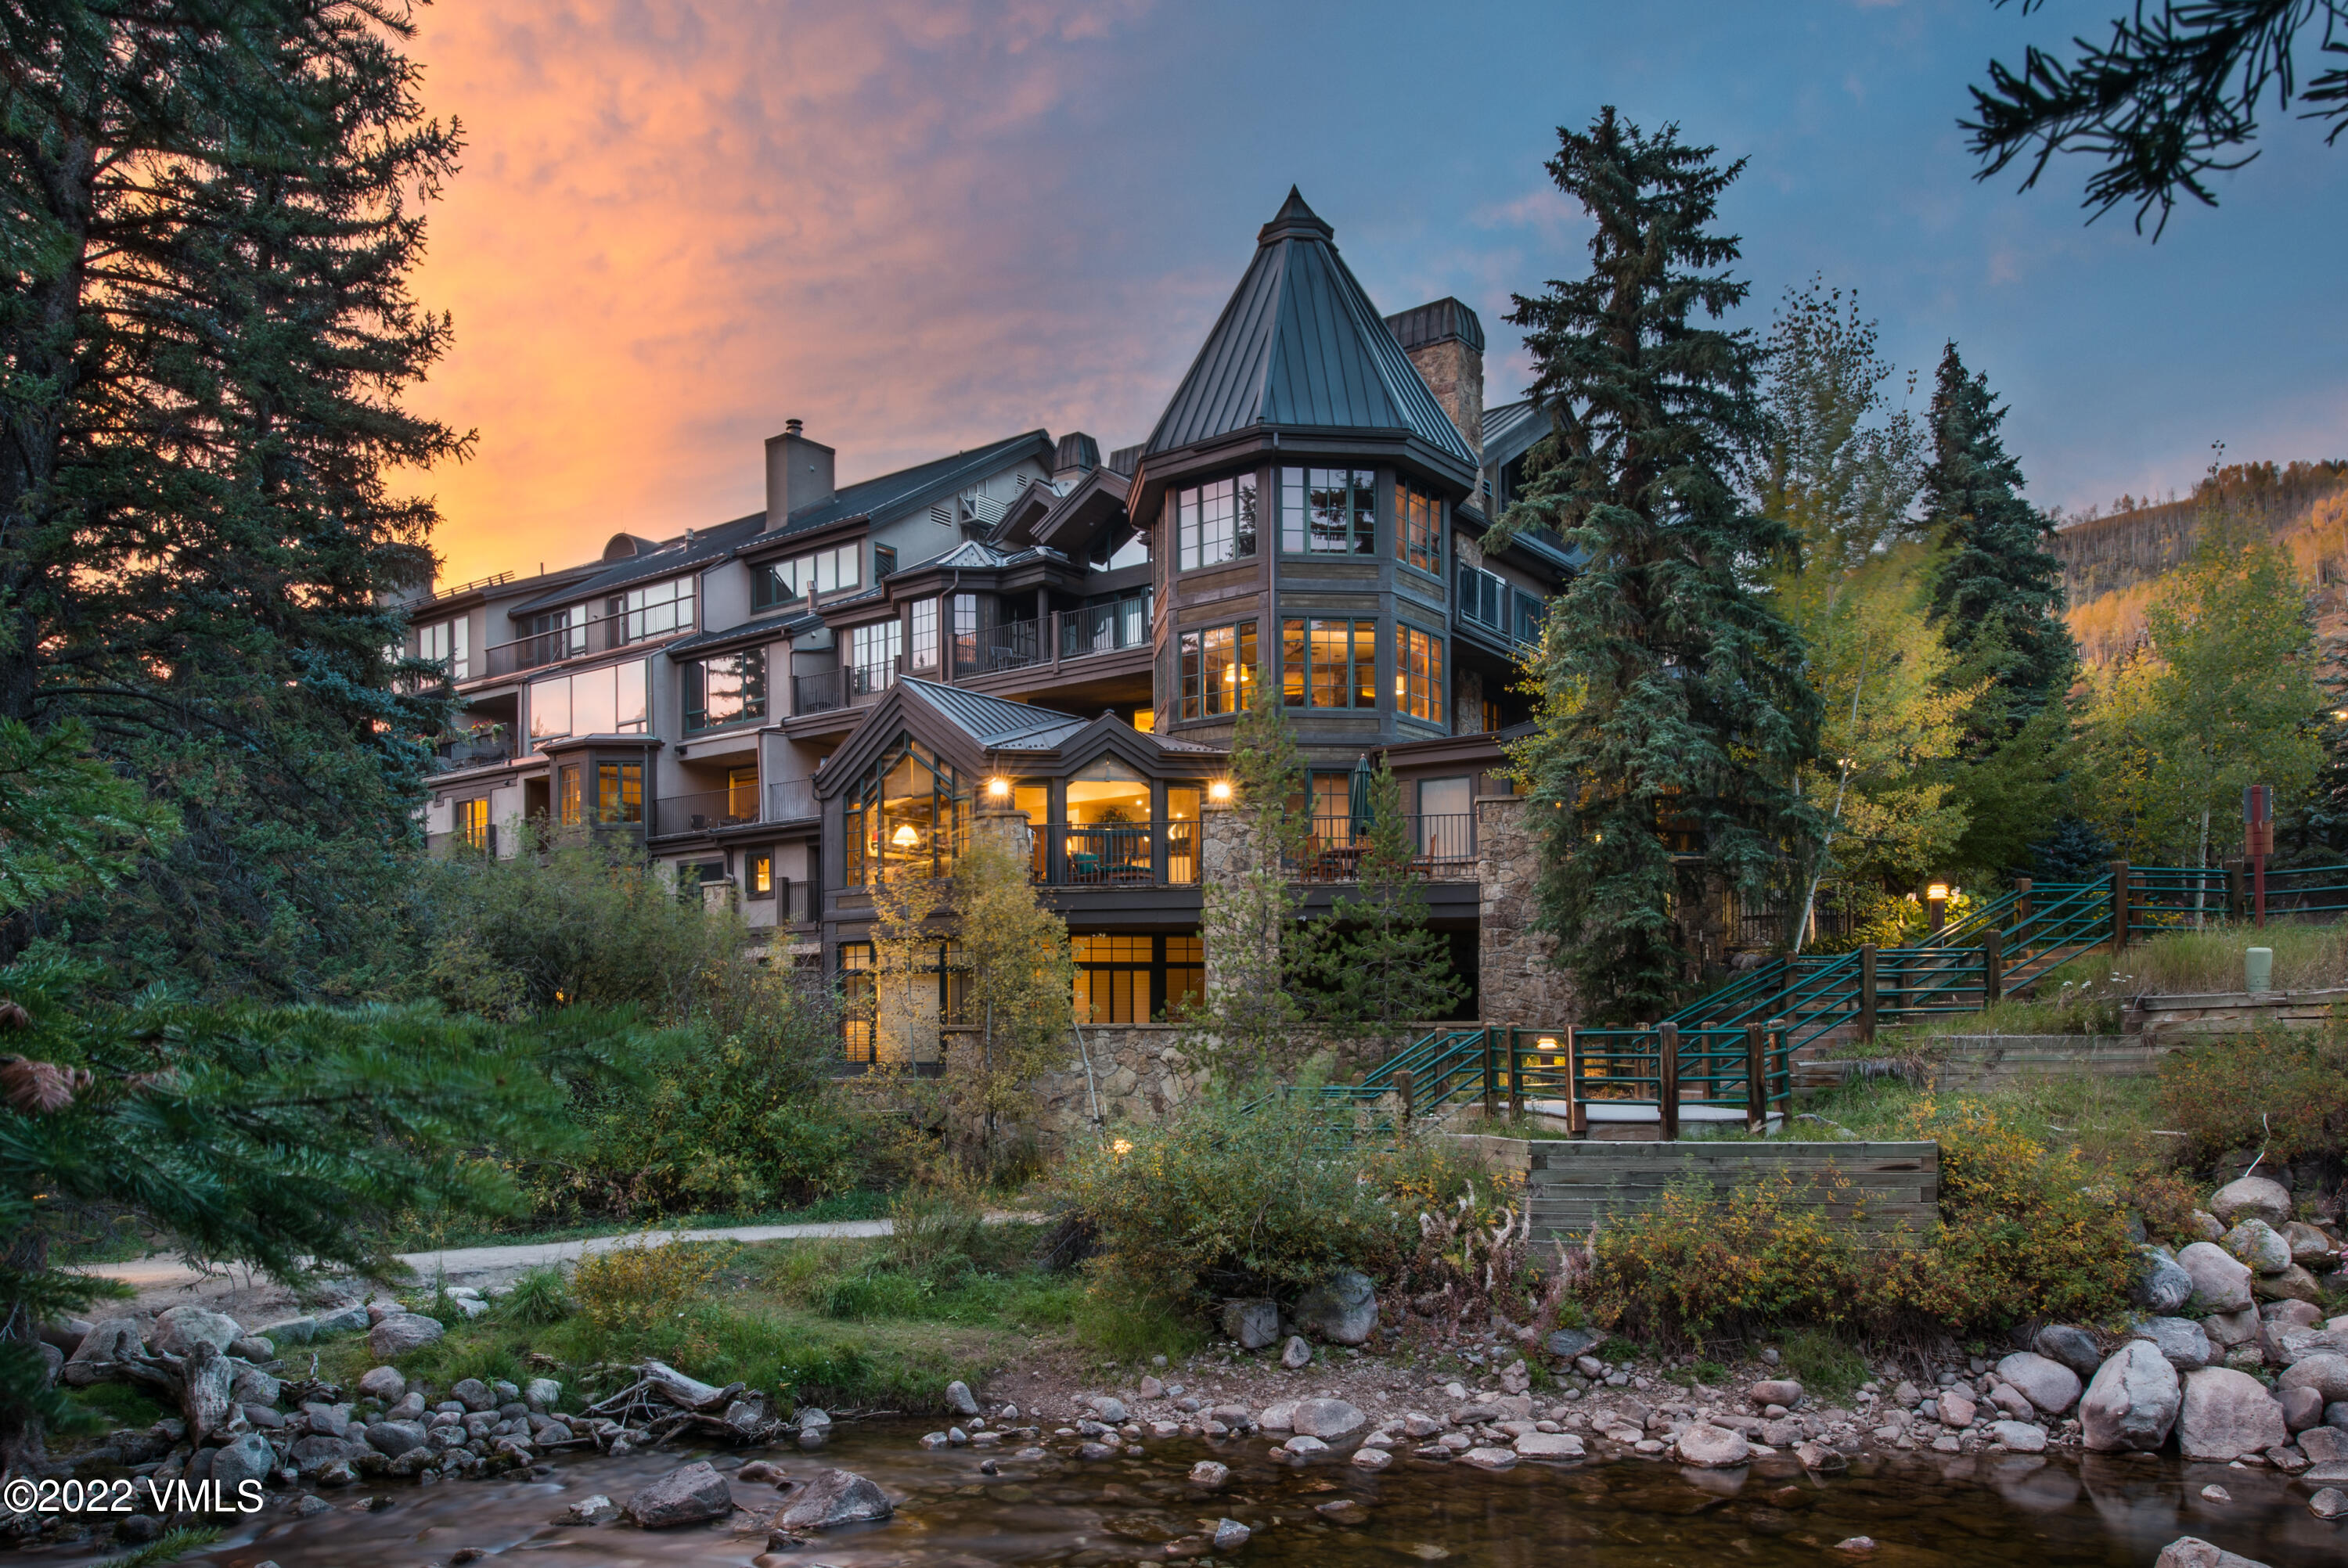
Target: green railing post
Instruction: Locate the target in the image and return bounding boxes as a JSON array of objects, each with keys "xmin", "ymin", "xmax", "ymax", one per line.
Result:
[
  {"xmin": 1744, "ymin": 1023, "xmax": 1766, "ymax": 1135},
  {"xmin": 2111, "ymin": 859, "xmax": 2130, "ymax": 949},
  {"xmin": 1983, "ymin": 928, "xmax": 2003, "ymax": 1005},
  {"xmin": 1858, "ymin": 944, "xmax": 1878, "ymax": 1043},
  {"xmin": 1658, "ymin": 1021, "xmax": 1680, "ymax": 1142},
  {"xmin": 1481, "ymin": 1027, "xmax": 1496, "ymax": 1120}
]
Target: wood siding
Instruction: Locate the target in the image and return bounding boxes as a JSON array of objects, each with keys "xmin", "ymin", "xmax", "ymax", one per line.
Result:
[{"xmin": 1522, "ymin": 1139, "xmax": 1939, "ymax": 1242}]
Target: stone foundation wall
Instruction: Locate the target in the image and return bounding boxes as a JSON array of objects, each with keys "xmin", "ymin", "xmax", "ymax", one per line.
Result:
[{"xmin": 1476, "ymin": 795, "xmax": 1579, "ymax": 1028}]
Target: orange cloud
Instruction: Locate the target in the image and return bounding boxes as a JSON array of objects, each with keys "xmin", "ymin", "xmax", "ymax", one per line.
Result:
[{"xmin": 398, "ymin": 0, "xmax": 1173, "ymax": 586}]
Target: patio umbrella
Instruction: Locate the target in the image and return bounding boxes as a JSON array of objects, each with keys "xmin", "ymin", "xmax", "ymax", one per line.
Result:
[{"xmin": 1348, "ymin": 753, "xmax": 1375, "ymax": 841}]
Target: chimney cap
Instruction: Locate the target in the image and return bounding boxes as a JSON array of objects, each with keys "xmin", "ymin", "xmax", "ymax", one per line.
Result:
[
  {"xmin": 784, "ymin": 417, "xmax": 804, "ymax": 436},
  {"xmin": 1385, "ymin": 297, "xmax": 1486, "ymax": 354}
]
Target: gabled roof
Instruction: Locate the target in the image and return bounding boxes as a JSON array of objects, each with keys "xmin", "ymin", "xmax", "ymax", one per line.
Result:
[
  {"xmin": 1482, "ymin": 397, "xmax": 1547, "ymax": 466},
  {"xmin": 899, "ymin": 678, "xmax": 1092, "ymax": 750},
  {"xmin": 768, "ymin": 430, "xmax": 1054, "ymax": 539},
  {"xmin": 510, "ymin": 512, "xmax": 766, "ymax": 616},
  {"xmin": 1144, "ymin": 189, "xmax": 1476, "ymax": 468},
  {"xmin": 899, "ymin": 540, "xmax": 1064, "ymax": 574}
]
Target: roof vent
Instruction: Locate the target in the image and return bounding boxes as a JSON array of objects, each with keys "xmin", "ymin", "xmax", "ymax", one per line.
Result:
[{"xmin": 1053, "ymin": 432, "xmax": 1100, "ymax": 484}]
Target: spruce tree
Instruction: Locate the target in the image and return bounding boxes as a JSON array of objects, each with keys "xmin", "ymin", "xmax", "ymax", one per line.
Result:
[
  {"xmin": 1921, "ymin": 343, "xmax": 2077, "ymax": 732},
  {"xmin": 1490, "ymin": 108, "xmax": 1820, "ymax": 1022},
  {"xmin": 0, "ymin": 2, "xmax": 467, "ymax": 995}
]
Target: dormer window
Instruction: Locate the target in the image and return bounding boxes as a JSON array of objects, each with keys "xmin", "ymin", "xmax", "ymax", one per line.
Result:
[
  {"xmin": 754, "ymin": 542, "xmax": 863, "ymax": 609},
  {"xmin": 1175, "ymin": 474, "xmax": 1258, "ymax": 570}
]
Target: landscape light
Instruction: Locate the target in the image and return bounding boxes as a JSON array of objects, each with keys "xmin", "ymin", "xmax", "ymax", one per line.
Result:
[{"xmin": 1927, "ymin": 882, "xmax": 1949, "ymax": 902}]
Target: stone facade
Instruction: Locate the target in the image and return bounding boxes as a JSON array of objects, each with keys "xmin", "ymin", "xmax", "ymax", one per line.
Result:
[
  {"xmin": 1475, "ymin": 793, "xmax": 1578, "ymax": 1028},
  {"xmin": 1026, "ymin": 1024, "xmax": 1210, "ymax": 1140}
]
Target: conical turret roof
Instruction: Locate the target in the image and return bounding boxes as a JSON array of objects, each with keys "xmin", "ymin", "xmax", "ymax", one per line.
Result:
[{"xmin": 1143, "ymin": 189, "xmax": 1476, "ymax": 469}]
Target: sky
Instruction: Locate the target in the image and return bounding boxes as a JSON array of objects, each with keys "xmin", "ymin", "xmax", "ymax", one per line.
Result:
[{"xmin": 401, "ymin": 0, "xmax": 2348, "ymax": 588}]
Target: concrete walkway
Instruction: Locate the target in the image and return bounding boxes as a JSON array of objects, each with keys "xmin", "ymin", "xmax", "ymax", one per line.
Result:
[{"xmin": 78, "ymin": 1217, "xmax": 903, "ymax": 1297}]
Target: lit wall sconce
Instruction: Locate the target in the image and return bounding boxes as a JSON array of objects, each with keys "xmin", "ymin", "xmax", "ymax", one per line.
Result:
[
  {"xmin": 1208, "ymin": 780, "xmax": 1233, "ymax": 803},
  {"xmin": 985, "ymin": 776, "xmax": 1010, "ymax": 800}
]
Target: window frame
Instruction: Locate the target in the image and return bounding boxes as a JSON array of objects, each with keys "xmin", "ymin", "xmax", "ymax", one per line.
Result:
[
  {"xmin": 1281, "ymin": 617, "xmax": 1378, "ymax": 710},
  {"xmin": 909, "ymin": 597, "xmax": 938, "ymax": 669},
  {"xmin": 1279, "ymin": 466, "xmax": 1377, "ymax": 556},
  {"xmin": 1072, "ymin": 933, "xmax": 1205, "ymax": 1024},
  {"xmin": 746, "ymin": 849, "xmax": 776, "ymax": 899},
  {"xmin": 1396, "ymin": 624, "xmax": 1445, "ymax": 727},
  {"xmin": 1176, "ymin": 620, "xmax": 1257, "ymax": 721},
  {"xmin": 682, "ymin": 648, "xmax": 768, "ymax": 733},
  {"xmin": 1396, "ymin": 480, "xmax": 1442, "ymax": 577},
  {"xmin": 594, "ymin": 761, "xmax": 644, "ymax": 825},
  {"xmin": 1174, "ymin": 472, "xmax": 1259, "ymax": 573}
]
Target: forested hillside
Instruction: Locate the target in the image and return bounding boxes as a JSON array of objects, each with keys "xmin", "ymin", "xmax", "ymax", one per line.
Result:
[{"xmin": 2057, "ymin": 461, "xmax": 2348, "ymax": 664}]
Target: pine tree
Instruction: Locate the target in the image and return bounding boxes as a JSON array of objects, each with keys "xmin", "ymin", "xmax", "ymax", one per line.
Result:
[
  {"xmin": 1921, "ymin": 343, "xmax": 2077, "ymax": 732},
  {"xmin": 1295, "ymin": 761, "xmax": 1465, "ymax": 1052},
  {"xmin": 1490, "ymin": 108, "xmax": 1820, "ymax": 1021},
  {"xmin": 0, "ymin": 2, "xmax": 468, "ymax": 996}
]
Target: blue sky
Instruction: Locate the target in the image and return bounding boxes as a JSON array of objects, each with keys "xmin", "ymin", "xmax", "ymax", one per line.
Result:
[{"xmin": 412, "ymin": 0, "xmax": 2348, "ymax": 581}]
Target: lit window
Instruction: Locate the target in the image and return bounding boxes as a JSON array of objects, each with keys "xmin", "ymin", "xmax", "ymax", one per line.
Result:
[
  {"xmin": 1073, "ymin": 933, "xmax": 1205, "ymax": 1023},
  {"xmin": 456, "ymin": 797, "xmax": 490, "ymax": 850},
  {"xmin": 595, "ymin": 761, "xmax": 643, "ymax": 824},
  {"xmin": 1178, "ymin": 621, "xmax": 1256, "ymax": 720},
  {"xmin": 557, "ymin": 764, "xmax": 582, "ymax": 826},
  {"xmin": 528, "ymin": 660, "xmax": 650, "ymax": 741},
  {"xmin": 747, "ymin": 851, "xmax": 775, "ymax": 897},
  {"xmin": 1175, "ymin": 474, "xmax": 1259, "ymax": 571},
  {"xmin": 1397, "ymin": 481, "xmax": 1442, "ymax": 575},
  {"xmin": 1283, "ymin": 618, "xmax": 1377, "ymax": 709},
  {"xmin": 1397, "ymin": 624, "xmax": 1444, "ymax": 725},
  {"xmin": 1280, "ymin": 466, "xmax": 1375, "ymax": 555}
]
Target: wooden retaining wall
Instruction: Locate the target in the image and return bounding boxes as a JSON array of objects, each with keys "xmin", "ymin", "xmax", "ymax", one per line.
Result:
[
  {"xmin": 1514, "ymin": 1139, "xmax": 1940, "ymax": 1242},
  {"xmin": 1796, "ymin": 1035, "xmax": 2167, "ymax": 1094},
  {"xmin": 2131, "ymin": 987, "xmax": 2348, "ymax": 1043}
]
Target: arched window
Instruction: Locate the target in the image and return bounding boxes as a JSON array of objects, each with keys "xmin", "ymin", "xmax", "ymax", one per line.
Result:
[{"xmin": 841, "ymin": 734, "xmax": 967, "ymax": 885}]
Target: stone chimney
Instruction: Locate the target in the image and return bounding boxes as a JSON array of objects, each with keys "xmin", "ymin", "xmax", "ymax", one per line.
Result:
[
  {"xmin": 1384, "ymin": 298, "xmax": 1485, "ymax": 462},
  {"xmin": 764, "ymin": 418, "xmax": 836, "ymax": 532},
  {"xmin": 1053, "ymin": 431, "xmax": 1100, "ymax": 487}
]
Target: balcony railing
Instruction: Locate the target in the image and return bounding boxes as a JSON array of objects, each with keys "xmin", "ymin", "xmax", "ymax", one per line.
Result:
[
  {"xmin": 966, "ymin": 620, "xmax": 1046, "ymax": 674},
  {"xmin": 426, "ymin": 825, "xmax": 499, "ymax": 858},
  {"xmin": 756, "ymin": 876, "xmax": 817, "ymax": 926},
  {"xmin": 648, "ymin": 776, "xmax": 820, "ymax": 839},
  {"xmin": 483, "ymin": 604, "xmax": 697, "ymax": 680},
  {"xmin": 432, "ymin": 732, "xmax": 514, "ymax": 771},
  {"xmin": 1059, "ymin": 599, "xmax": 1149, "ymax": 660},
  {"xmin": 944, "ymin": 603, "xmax": 1154, "ymax": 682},
  {"xmin": 1027, "ymin": 821, "xmax": 1201, "ymax": 887},
  {"xmin": 1287, "ymin": 814, "xmax": 1476, "ymax": 883},
  {"xmin": 790, "ymin": 660, "xmax": 895, "ymax": 718}
]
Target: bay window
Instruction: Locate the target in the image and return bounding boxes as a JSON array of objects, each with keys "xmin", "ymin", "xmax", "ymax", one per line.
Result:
[
  {"xmin": 1175, "ymin": 473, "xmax": 1259, "ymax": 570},
  {"xmin": 1282, "ymin": 618, "xmax": 1377, "ymax": 709},
  {"xmin": 1397, "ymin": 481, "xmax": 1442, "ymax": 575},
  {"xmin": 1280, "ymin": 466, "xmax": 1375, "ymax": 555},
  {"xmin": 1177, "ymin": 620, "xmax": 1256, "ymax": 720}
]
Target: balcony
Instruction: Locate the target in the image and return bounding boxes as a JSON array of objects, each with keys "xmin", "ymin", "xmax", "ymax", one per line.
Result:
[
  {"xmin": 426, "ymin": 825, "xmax": 499, "ymax": 858},
  {"xmin": 650, "ymin": 777, "xmax": 820, "ymax": 840},
  {"xmin": 483, "ymin": 604, "xmax": 697, "ymax": 680},
  {"xmin": 1058, "ymin": 599, "xmax": 1149, "ymax": 660},
  {"xmin": 945, "ymin": 603, "xmax": 1154, "ymax": 682},
  {"xmin": 432, "ymin": 730, "xmax": 514, "ymax": 771},
  {"xmin": 1028, "ymin": 821, "xmax": 1201, "ymax": 887},
  {"xmin": 1287, "ymin": 814, "xmax": 1476, "ymax": 883},
  {"xmin": 791, "ymin": 660, "xmax": 895, "ymax": 718}
]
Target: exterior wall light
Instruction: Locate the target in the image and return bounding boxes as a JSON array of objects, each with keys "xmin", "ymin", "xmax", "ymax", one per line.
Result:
[
  {"xmin": 985, "ymin": 775, "xmax": 1010, "ymax": 800},
  {"xmin": 1208, "ymin": 780, "xmax": 1233, "ymax": 803}
]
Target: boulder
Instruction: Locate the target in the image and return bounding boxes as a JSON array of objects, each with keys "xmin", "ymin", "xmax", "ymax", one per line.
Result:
[
  {"xmin": 1290, "ymin": 1398, "xmax": 1366, "ymax": 1440},
  {"xmin": 1938, "ymin": 1390, "xmax": 1976, "ymax": 1428},
  {"xmin": 2079, "ymin": 1340, "xmax": 2181, "ymax": 1452},
  {"xmin": 1293, "ymin": 1270, "xmax": 1379, "ymax": 1346},
  {"xmin": 1281, "ymin": 1434, "xmax": 1328, "ymax": 1457},
  {"xmin": 2177, "ymin": 1243, "xmax": 2255, "ymax": 1314},
  {"xmin": 2132, "ymin": 1246, "xmax": 2195, "ymax": 1314},
  {"xmin": 2283, "ymin": 1221, "xmax": 2339, "ymax": 1269},
  {"xmin": 1280, "ymin": 1336, "xmax": 1312, "ymax": 1370},
  {"xmin": 1212, "ymin": 1519, "xmax": 1251, "ymax": 1551},
  {"xmin": 1514, "ymin": 1431, "xmax": 1585, "ymax": 1458},
  {"xmin": 225, "ymin": 1335, "xmax": 274, "ymax": 1362},
  {"xmin": 312, "ymin": 1303, "xmax": 371, "ymax": 1336},
  {"xmin": 2252, "ymin": 1264, "xmax": 2322, "ymax": 1304},
  {"xmin": 1257, "ymin": 1401, "xmax": 1297, "ymax": 1432},
  {"xmin": 1674, "ymin": 1423, "xmax": 1750, "ymax": 1468},
  {"xmin": 255, "ymin": 1315, "xmax": 316, "ymax": 1346},
  {"xmin": 773, "ymin": 1467, "xmax": 892, "ymax": 1533},
  {"xmin": 2033, "ymin": 1325, "xmax": 2103, "ymax": 1378},
  {"xmin": 1994, "ymin": 1352, "xmax": 2083, "ymax": 1416},
  {"xmin": 365, "ymin": 1420, "xmax": 428, "ymax": 1458},
  {"xmin": 2209, "ymin": 1175, "xmax": 2290, "ymax": 1228},
  {"xmin": 1749, "ymin": 1379, "xmax": 1804, "ymax": 1408},
  {"xmin": 2303, "ymin": 1425, "xmax": 2348, "ymax": 1462},
  {"xmin": 366, "ymin": 1314, "xmax": 443, "ymax": 1359},
  {"xmin": 2221, "ymin": 1219, "xmax": 2292, "ymax": 1275},
  {"xmin": 2177, "ymin": 1367, "xmax": 2288, "ymax": 1461},
  {"xmin": 153, "ymin": 1306, "xmax": 242, "ymax": 1358},
  {"xmin": 63, "ymin": 1318, "xmax": 144, "ymax": 1386},
  {"xmin": 2188, "ymin": 1210, "xmax": 2225, "ymax": 1241},
  {"xmin": 945, "ymin": 1380, "xmax": 979, "ymax": 1417},
  {"xmin": 2280, "ymin": 1386, "xmax": 2326, "ymax": 1432},
  {"xmin": 1089, "ymin": 1397, "xmax": 1127, "ymax": 1423},
  {"xmin": 2280, "ymin": 1353, "xmax": 2348, "ymax": 1404},
  {"xmin": 624, "ymin": 1461, "xmax": 733, "ymax": 1528},
  {"xmin": 288, "ymin": 1435, "xmax": 367, "ymax": 1476},
  {"xmin": 2311, "ymin": 1487, "xmax": 2346, "ymax": 1521},
  {"xmin": 356, "ymin": 1366, "xmax": 405, "ymax": 1402},
  {"xmin": 230, "ymin": 1361, "xmax": 281, "ymax": 1407},
  {"xmin": 210, "ymin": 1431, "xmax": 275, "ymax": 1494},
  {"xmin": 525, "ymin": 1376, "xmax": 562, "ymax": 1410},
  {"xmin": 1220, "ymin": 1299, "xmax": 1279, "ymax": 1350},
  {"xmin": 1188, "ymin": 1460, "xmax": 1229, "ymax": 1488},
  {"xmin": 1990, "ymin": 1420, "xmax": 2047, "ymax": 1452},
  {"xmin": 2202, "ymin": 1306, "xmax": 2261, "ymax": 1348},
  {"xmin": 1544, "ymin": 1326, "xmax": 1600, "ymax": 1361},
  {"xmin": 2263, "ymin": 1298, "xmax": 2321, "ymax": 1327},
  {"xmin": 2130, "ymin": 1316, "xmax": 2213, "ymax": 1371},
  {"xmin": 1350, "ymin": 1447, "xmax": 1392, "ymax": 1471},
  {"xmin": 1457, "ymin": 1446, "xmax": 1516, "ymax": 1469},
  {"xmin": 2154, "ymin": 1536, "xmax": 2274, "ymax": 1568}
]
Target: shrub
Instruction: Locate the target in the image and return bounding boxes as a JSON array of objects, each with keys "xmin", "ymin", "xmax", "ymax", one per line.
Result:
[
  {"xmin": 1584, "ymin": 1171, "xmax": 1870, "ymax": 1342},
  {"xmin": 2156, "ymin": 1024, "xmax": 2348, "ymax": 1165},
  {"xmin": 495, "ymin": 1264, "xmax": 574, "ymax": 1325},
  {"xmin": 572, "ymin": 1236, "xmax": 736, "ymax": 1343},
  {"xmin": 1058, "ymin": 1095, "xmax": 1416, "ymax": 1307}
]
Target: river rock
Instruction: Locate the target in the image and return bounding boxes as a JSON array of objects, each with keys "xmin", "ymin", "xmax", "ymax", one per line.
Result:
[
  {"xmin": 153, "ymin": 1306, "xmax": 243, "ymax": 1358},
  {"xmin": 1457, "ymin": 1446, "xmax": 1517, "ymax": 1469},
  {"xmin": 2281, "ymin": 1386, "xmax": 2326, "ymax": 1431},
  {"xmin": 1188, "ymin": 1460, "xmax": 1229, "ymax": 1488},
  {"xmin": 945, "ymin": 1380, "xmax": 979, "ymax": 1417},
  {"xmin": 775, "ymin": 1467, "xmax": 892, "ymax": 1532},
  {"xmin": 1939, "ymin": 1390, "xmax": 1976, "ymax": 1427},
  {"xmin": 625, "ymin": 1461, "xmax": 733, "ymax": 1528},
  {"xmin": 1280, "ymin": 1335, "xmax": 1312, "ymax": 1369},
  {"xmin": 2080, "ymin": 1340, "xmax": 2181, "ymax": 1452},
  {"xmin": 1221, "ymin": 1299, "xmax": 1279, "ymax": 1350},
  {"xmin": 2253, "ymin": 1264, "xmax": 2322, "ymax": 1304},
  {"xmin": 2202, "ymin": 1305, "xmax": 2260, "ymax": 1348},
  {"xmin": 367, "ymin": 1314, "xmax": 443, "ymax": 1358},
  {"xmin": 2130, "ymin": 1316, "xmax": 2212, "ymax": 1370},
  {"xmin": 253, "ymin": 1314, "xmax": 315, "ymax": 1346},
  {"xmin": 365, "ymin": 1420, "xmax": 428, "ymax": 1458},
  {"xmin": 357, "ymin": 1365, "xmax": 405, "ymax": 1402},
  {"xmin": 1675, "ymin": 1423, "xmax": 1750, "ymax": 1467},
  {"xmin": 1212, "ymin": 1519, "xmax": 1251, "ymax": 1550},
  {"xmin": 1990, "ymin": 1420, "xmax": 2047, "ymax": 1452},
  {"xmin": 450, "ymin": 1378, "xmax": 493, "ymax": 1412},
  {"xmin": 226, "ymin": 1335, "xmax": 274, "ymax": 1362},
  {"xmin": 2178, "ymin": 1368, "xmax": 2288, "ymax": 1461},
  {"xmin": 312, "ymin": 1303, "xmax": 370, "ymax": 1336},
  {"xmin": 2177, "ymin": 1243, "xmax": 2255, "ymax": 1314},
  {"xmin": 288, "ymin": 1435, "xmax": 366, "ymax": 1476},
  {"xmin": 1290, "ymin": 1398, "xmax": 1365, "ymax": 1440},
  {"xmin": 1995, "ymin": 1352, "xmax": 2082, "ymax": 1416},
  {"xmin": 2154, "ymin": 1536, "xmax": 2274, "ymax": 1568},
  {"xmin": 2209, "ymin": 1176, "xmax": 2291, "ymax": 1228},
  {"xmin": 2311, "ymin": 1487, "xmax": 2347, "ymax": 1520},
  {"xmin": 1749, "ymin": 1379, "xmax": 1803, "ymax": 1408},
  {"xmin": 62, "ymin": 1318, "xmax": 144, "ymax": 1386},
  {"xmin": 526, "ymin": 1377, "xmax": 562, "ymax": 1410},
  {"xmin": 2282, "ymin": 1221, "xmax": 2337, "ymax": 1268},
  {"xmin": 2280, "ymin": 1353, "xmax": 2348, "ymax": 1404},
  {"xmin": 1544, "ymin": 1326, "xmax": 1599, "ymax": 1361},
  {"xmin": 2033, "ymin": 1325, "xmax": 2103, "ymax": 1377},
  {"xmin": 2222, "ymin": 1219, "xmax": 2292, "ymax": 1275},
  {"xmin": 1515, "ymin": 1431, "xmax": 1585, "ymax": 1458},
  {"xmin": 210, "ymin": 1431, "xmax": 275, "ymax": 1494},
  {"xmin": 1282, "ymin": 1434, "xmax": 1329, "ymax": 1457},
  {"xmin": 1292, "ymin": 1271, "xmax": 1378, "ymax": 1345},
  {"xmin": 1351, "ymin": 1446, "xmax": 1392, "ymax": 1471},
  {"xmin": 2133, "ymin": 1246, "xmax": 2195, "ymax": 1314},
  {"xmin": 231, "ymin": 1361, "xmax": 281, "ymax": 1407}
]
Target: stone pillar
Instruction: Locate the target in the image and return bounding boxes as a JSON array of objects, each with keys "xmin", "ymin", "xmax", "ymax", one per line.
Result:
[
  {"xmin": 1476, "ymin": 794, "xmax": 1577, "ymax": 1027},
  {"xmin": 968, "ymin": 802, "xmax": 1032, "ymax": 859},
  {"xmin": 1197, "ymin": 800, "xmax": 1255, "ymax": 1002}
]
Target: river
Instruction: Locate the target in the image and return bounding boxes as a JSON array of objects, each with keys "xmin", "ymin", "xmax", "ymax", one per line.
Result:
[{"xmin": 136, "ymin": 1422, "xmax": 2326, "ymax": 1566}]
